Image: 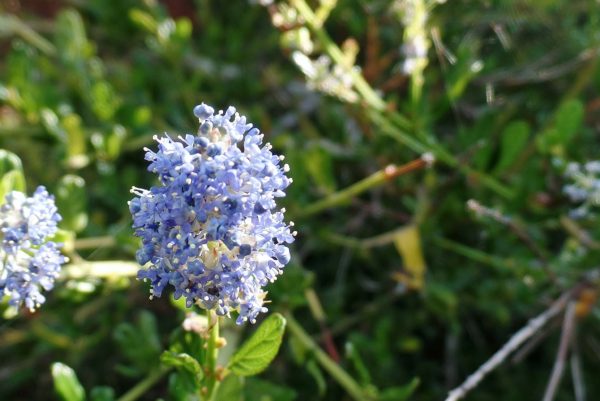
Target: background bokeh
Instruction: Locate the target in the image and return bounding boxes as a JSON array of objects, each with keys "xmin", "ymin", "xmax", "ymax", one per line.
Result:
[{"xmin": 1, "ymin": 0, "xmax": 600, "ymax": 400}]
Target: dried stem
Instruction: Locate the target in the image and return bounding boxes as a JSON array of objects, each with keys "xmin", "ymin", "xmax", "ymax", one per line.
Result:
[
  {"xmin": 467, "ymin": 199, "xmax": 556, "ymax": 282},
  {"xmin": 542, "ymin": 302, "xmax": 577, "ymax": 401},
  {"xmin": 571, "ymin": 330, "xmax": 586, "ymax": 401},
  {"xmin": 445, "ymin": 290, "xmax": 574, "ymax": 401}
]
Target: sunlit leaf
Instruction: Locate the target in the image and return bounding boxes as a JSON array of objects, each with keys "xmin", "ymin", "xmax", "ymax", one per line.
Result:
[
  {"xmin": 228, "ymin": 313, "xmax": 287, "ymax": 376},
  {"xmin": 392, "ymin": 225, "xmax": 426, "ymax": 290},
  {"xmin": 51, "ymin": 362, "xmax": 85, "ymax": 401}
]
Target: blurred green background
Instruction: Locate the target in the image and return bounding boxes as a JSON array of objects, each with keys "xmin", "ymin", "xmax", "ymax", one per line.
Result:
[{"xmin": 1, "ymin": 0, "xmax": 600, "ymax": 400}]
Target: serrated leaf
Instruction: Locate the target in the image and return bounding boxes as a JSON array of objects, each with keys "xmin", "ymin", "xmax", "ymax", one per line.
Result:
[
  {"xmin": 228, "ymin": 313, "xmax": 286, "ymax": 377},
  {"xmin": 379, "ymin": 378, "xmax": 420, "ymax": 401},
  {"xmin": 161, "ymin": 351, "xmax": 203, "ymax": 385},
  {"xmin": 51, "ymin": 362, "xmax": 85, "ymax": 401},
  {"xmin": 494, "ymin": 120, "xmax": 530, "ymax": 173}
]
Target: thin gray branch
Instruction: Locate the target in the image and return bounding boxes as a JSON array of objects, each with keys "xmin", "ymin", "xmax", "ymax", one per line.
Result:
[
  {"xmin": 444, "ymin": 291, "xmax": 572, "ymax": 401},
  {"xmin": 542, "ymin": 302, "xmax": 577, "ymax": 401},
  {"xmin": 570, "ymin": 327, "xmax": 586, "ymax": 401}
]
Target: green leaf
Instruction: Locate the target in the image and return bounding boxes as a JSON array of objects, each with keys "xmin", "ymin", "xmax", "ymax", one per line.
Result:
[
  {"xmin": 214, "ymin": 374, "xmax": 245, "ymax": 401},
  {"xmin": 0, "ymin": 170, "xmax": 26, "ymax": 200},
  {"xmin": 379, "ymin": 378, "xmax": 420, "ymax": 401},
  {"xmin": 228, "ymin": 313, "xmax": 287, "ymax": 377},
  {"xmin": 89, "ymin": 387, "xmax": 115, "ymax": 401},
  {"xmin": 536, "ymin": 99, "xmax": 584, "ymax": 155},
  {"xmin": 62, "ymin": 113, "xmax": 88, "ymax": 168},
  {"xmin": 245, "ymin": 378, "xmax": 297, "ymax": 401},
  {"xmin": 0, "ymin": 149, "xmax": 23, "ymax": 176},
  {"xmin": 105, "ymin": 125, "xmax": 126, "ymax": 160},
  {"xmin": 168, "ymin": 371, "xmax": 197, "ymax": 401},
  {"xmin": 494, "ymin": 120, "xmax": 530, "ymax": 173},
  {"xmin": 56, "ymin": 175, "xmax": 88, "ymax": 232},
  {"xmin": 51, "ymin": 362, "xmax": 86, "ymax": 401},
  {"xmin": 160, "ymin": 351, "xmax": 203, "ymax": 385},
  {"xmin": 129, "ymin": 9, "xmax": 158, "ymax": 33},
  {"xmin": 305, "ymin": 359, "xmax": 326, "ymax": 397},
  {"xmin": 113, "ymin": 310, "xmax": 162, "ymax": 376},
  {"xmin": 0, "ymin": 150, "xmax": 25, "ymax": 202},
  {"xmin": 555, "ymin": 99, "xmax": 584, "ymax": 143},
  {"xmin": 345, "ymin": 342, "xmax": 371, "ymax": 386},
  {"xmin": 304, "ymin": 145, "xmax": 336, "ymax": 195}
]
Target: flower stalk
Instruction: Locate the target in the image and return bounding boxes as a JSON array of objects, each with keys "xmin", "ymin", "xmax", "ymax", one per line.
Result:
[{"xmin": 204, "ymin": 310, "xmax": 221, "ymax": 401}]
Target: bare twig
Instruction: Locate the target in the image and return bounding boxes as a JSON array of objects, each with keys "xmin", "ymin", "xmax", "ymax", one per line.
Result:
[
  {"xmin": 511, "ymin": 320, "xmax": 560, "ymax": 365},
  {"xmin": 445, "ymin": 291, "xmax": 573, "ymax": 401},
  {"xmin": 542, "ymin": 302, "xmax": 577, "ymax": 401},
  {"xmin": 570, "ymin": 334, "xmax": 586, "ymax": 401},
  {"xmin": 467, "ymin": 199, "xmax": 556, "ymax": 282},
  {"xmin": 476, "ymin": 47, "xmax": 600, "ymax": 86}
]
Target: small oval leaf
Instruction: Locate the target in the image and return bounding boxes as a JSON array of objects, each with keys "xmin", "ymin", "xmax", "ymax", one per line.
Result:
[
  {"xmin": 51, "ymin": 362, "xmax": 86, "ymax": 401},
  {"xmin": 494, "ymin": 120, "xmax": 530, "ymax": 173},
  {"xmin": 228, "ymin": 313, "xmax": 287, "ymax": 377}
]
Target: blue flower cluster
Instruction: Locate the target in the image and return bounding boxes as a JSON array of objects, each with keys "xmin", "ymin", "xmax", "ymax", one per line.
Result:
[
  {"xmin": 0, "ymin": 186, "xmax": 66, "ymax": 311},
  {"xmin": 130, "ymin": 103, "xmax": 295, "ymax": 324}
]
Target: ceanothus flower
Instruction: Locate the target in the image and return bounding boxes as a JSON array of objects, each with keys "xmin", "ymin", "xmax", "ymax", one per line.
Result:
[
  {"xmin": 130, "ymin": 103, "xmax": 295, "ymax": 324},
  {"xmin": 0, "ymin": 186, "xmax": 66, "ymax": 311},
  {"xmin": 563, "ymin": 161, "xmax": 600, "ymax": 218}
]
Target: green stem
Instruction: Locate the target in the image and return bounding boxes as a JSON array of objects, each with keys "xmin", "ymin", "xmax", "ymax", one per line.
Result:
[
  {"xmin": 371, "ymin": 110, "xmax": 515, "ymax": 199},
  {"xmin": 116, "ymin": 366, "xmax": 171, "ymax": 401},
  {"xmin": 73, "ymin": 235, "xmax": 116, "ymax": 250},
  {"xmin": 296, "ymin": 158, "xmax": 427, "ymax": 218},
  {"xmin": 289, "ymin": 0, "xmax": 514, "ymax": 200},
  {"xmin": 284, "ymin": 312, "xmax": 374, "ymax": 401},
  {"xmin": 205, "ymin": 310, "xmax": 220, "ymax": 401},
  {"xmin": 0, "ymin": 15, "xmax": 56, "ymax": 56},
  {"xmin": 432, "ymin": 236, "xmax": 516, "ymax": 270},
  {"xmin": 290, "ymin": 0, "xmax": 386, "ymax": 111}
]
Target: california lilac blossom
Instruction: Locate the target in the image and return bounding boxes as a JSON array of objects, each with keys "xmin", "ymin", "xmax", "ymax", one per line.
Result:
[
  {"xmin": 563, "ymin": 161, "xmax": 600, "ymax": 218},
  {"xmin": 130, "ymin": 103, "xmax": 295, "ymax": 324},
  {"xmin": 0, "ymin": 186, "xmax": 66, "ymax": 311}
]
